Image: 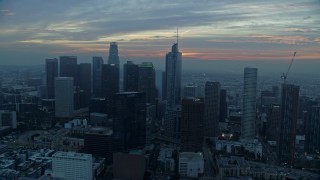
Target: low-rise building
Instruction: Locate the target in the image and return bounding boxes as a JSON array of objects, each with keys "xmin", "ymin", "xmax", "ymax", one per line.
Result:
[
  {"xmin": 52, "ymin": 151, "xmax": 92, "ymax": 180},
  {"xmin": 178, "ymin": 152, "xmax": 204, "ymax": 178}
]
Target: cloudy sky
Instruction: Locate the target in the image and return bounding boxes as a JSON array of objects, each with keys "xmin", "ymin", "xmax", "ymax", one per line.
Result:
[{"xmin": 0, "ymin": 0, "xmax": 319, "ymax": 65}]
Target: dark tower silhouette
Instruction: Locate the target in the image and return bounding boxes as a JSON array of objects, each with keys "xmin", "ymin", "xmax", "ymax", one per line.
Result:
[
  {"xmin": 77, "ymin": 63, "xmax": 91, "ymax": 108},
  {"xmin": 92, "ymin": 56, "xmax": 104, "ymax": 97},
  {"xmin": 305, "ymin": 106, "xmax": 320, "ymax": 153},
  {"xmin": 113, "ymin": 92, "xmax": 146, "ymax": 151},
  {"xmin": 219, "ymin": 89, "xmax": 227, "ymax": 122},
  {"xmin": 181, "ymin": 97, "xmax": 204, "ymax": 152},
  {"xmin": 59, "ymin": 56, "xmax": 78, "ymax": 85},
  {"xmin": 278, "ymin": 84, "xmax": 299, "ymax": 165},
  {"xmin": 45, "ymin": 58, "xmax": 58, "ymax": 99},
  {"xmin": 101, "ymin": 64, "xmax": 119, "ymax": 113},
  {"xmin": 123, "ymin": 61, "xmax": 139, "ymax": 92},
  {"xmin": 204, "ymin": 81, "xmax": 220, "ymax": 137},
  {"xmin": 138, "ymin": 62, "xmax": 156, "ymax": 104}
]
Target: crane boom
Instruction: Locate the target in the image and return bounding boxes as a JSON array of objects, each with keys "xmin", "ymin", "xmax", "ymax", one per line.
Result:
[
  {"xmin": 285, "ymin": 51, "xmax": 296, "ymax": 77},
  {"xmin": 281, "ymin": 51, "xmax": 297, "ymax": 83}
]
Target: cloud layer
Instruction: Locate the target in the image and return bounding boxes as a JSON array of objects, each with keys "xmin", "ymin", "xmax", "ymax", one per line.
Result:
[{"xmin": 0, "ymin": 0, "xmax": 319, "ymax": 65}]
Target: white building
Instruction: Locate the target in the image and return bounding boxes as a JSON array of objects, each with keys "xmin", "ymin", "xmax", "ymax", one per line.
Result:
[
  {"xmin": 0, "ymin": 110, "xmax": 17, "ymax": 129},
  {"xmin": 55, "ymin": 77, "xmax": 74, "ymax": 118},
  {"xmin": 52, "ymin": 151, "xmax": 92, "ymax": 180},
  {"xmin": 242, "ymin": 67, "xmax": 258, "ymax": 139},
  {"xmin": 179, "ymin": 152, "xmax": 204, "ymax": 178}
]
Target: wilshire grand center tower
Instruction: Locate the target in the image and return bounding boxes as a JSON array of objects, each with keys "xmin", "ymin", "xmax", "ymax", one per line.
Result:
[
  {"xmin": 164, "ymin": 43, "xmax": 182, "ymax": 138},
  {"xmin": 242, "ymin": 67, "xmax": 258, "ymax": 139}
]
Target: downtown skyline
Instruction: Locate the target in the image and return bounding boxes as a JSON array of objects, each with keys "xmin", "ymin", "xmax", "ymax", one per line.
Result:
[{"xmin": 0, "ymin": 0, "xmax": 319, "ymax": 66}]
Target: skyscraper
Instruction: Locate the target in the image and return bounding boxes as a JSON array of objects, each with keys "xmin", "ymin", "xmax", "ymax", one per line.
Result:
[
  {"xmin": 101, "ymin": 64, "xmax": 119, "ymax": 101},
  {"xmin": 278, "ymin": 84, "xmax": 299, "ymax": 165},
  {"xmin": 164, "ymin": 43, "xmax": 182, "ymax": 138},
  {"xmin": 123, "ymin": 61, "xmax": 139, "ymax": 92},
  {"xmin": 59, "ymin": 56, "xmax": 78, "ymax": 84},
  {"xmin": 155, "ymin": 70, "xmax": 164, "ymax": 101},
  {"xmin": 242, "ymin": 67, "xmax": 258, "ymax": 139},
  {"xmin": 204, "ymin": 81, "xmax": 220, "ymax": 137},
  {"xmin": 266, "ymin": 104, "xmax": 281, "ymax": 142},
  {"xmin": 92, "ymin": 56, "xmax": 104, "ymax": 97},
  {"xmin": 165, "ymin": 43, "xmax": 182, "ymax": 108},
  {"xmin": 45, "ymin": 58, "xmax": 58, "ymax": 99},
  {"xmin": 219, "ymin": 89, "xmax": 227, "ymax": 122},
  {"xmin": 138, "ymin": 62, "xmax": 156, "ymax": 104},
  {"xmin": 77, "ymin": 63, "xmax": 91, "ymax": 108},
  {"xmin": 113, "ymin": 92, "xmax": 146, "ymax": 151},
  {"xmin": 55, "ymin": 77, "xmax": 74, "ymax": 118},
  {"xmin": 181, "ymin": 97, "xmax": 204, "ymax": 152},
  {"xmin": 108, "ymin": 42, "xmax": 119, "ymax": 66},
  {"xmin": 305, "ymin": 106, "xmax": 320, "ymax": 153}
]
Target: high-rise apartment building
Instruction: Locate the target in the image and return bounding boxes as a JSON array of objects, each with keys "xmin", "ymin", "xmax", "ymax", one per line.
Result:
[
  {"xmin": 55, "ymin": 77, "xmax": 74, "ymax": 118},
  {"xmin": 123, "ymin": 61, "xmax": 139, "ymax": 92},
  {"xmin": 242, "ymin": 67, "xmax": 258, "ymax": 139},
  {"xmin": 181, "ymin": 98, "xmax": 204, "ymax": 152},
  {"xmin": 45, "ymin": 58, "xmax": 58, "ymax": 99},
  {"xmin": 52, "ymin": 152, "xmax": 92, "ymax": 180},
  {"xmin": 108, "ymin": 42, "xmax": 119, "ymax": 66},
  {"xmin": 204, "ymin": 81, "xmax": 220, "ymax": 137},
  {"xmin": 138, "ymin": 62, "xmax": 156, "ymax": 104},
  {"xmin": 92, "ymin": 56, "xmax": 104, "ymax": 97},
  {"xmin": 278, "ymin": 84, "xmax": 299, "ymax": 165}
]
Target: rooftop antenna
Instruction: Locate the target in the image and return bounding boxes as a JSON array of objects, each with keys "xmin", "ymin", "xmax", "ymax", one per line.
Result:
[
  {"xmin": 281, "ymin": 51, "xmax": 297, "ymax": 84},
  {"xmin": 176, "ymin": 27, "xmax": 179, "ymax": 45}
]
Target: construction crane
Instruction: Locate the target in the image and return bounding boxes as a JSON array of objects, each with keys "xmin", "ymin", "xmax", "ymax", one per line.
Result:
[{"xmin": 281, "ymin": 51, "xmax": 297, "ymax": 84}]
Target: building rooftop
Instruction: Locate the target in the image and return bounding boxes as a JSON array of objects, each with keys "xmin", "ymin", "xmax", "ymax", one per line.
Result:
[
  {"xmin": 179, "ymin": 152, "xmax": 203, "ymax": 162},
  {"xmin": 139, "ymin": 62, "xmax": 154, "ymax": 68},
  {"xmin": 52, "ymin": 151, "xmax": 92, "ymax": 160},
  {"xmin": 86, "ymin": 127, "xmax": 113, "ymax": 136},
  {"xmin": 90, "ymin": 112, "xmax": 108, "ymax": 117}
]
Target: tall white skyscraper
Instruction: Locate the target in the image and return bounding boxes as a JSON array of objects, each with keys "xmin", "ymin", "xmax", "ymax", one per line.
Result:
[
  {"xmin": 242, "ymin": 67, "xmax": 258, "ymax": 139},
  {"xmin": 55, "ymin": 77, "xmax": 74, "ymax": 118},
  {"xmin": 164, "ymin": 43, "xmax": 182, "ymax": 138},
  {"xmin": 52, "ymin": 151, "xmax": 92, "ymax": 180}
]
